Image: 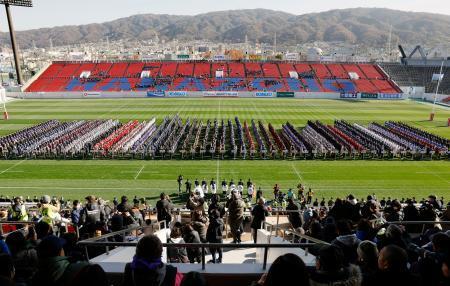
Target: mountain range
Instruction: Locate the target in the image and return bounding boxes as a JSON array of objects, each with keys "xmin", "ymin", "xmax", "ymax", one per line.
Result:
[{"xmin": 2, "ymin": 8, "xmax": 450, "ymax": 49}]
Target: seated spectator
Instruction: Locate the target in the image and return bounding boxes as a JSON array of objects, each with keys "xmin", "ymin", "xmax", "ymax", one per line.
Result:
[
  {"xmin": 377, "ymin": 224, "xmax": 408, "ymax": 250},
  {"xmin": 441, "ymin": 251, "xmax": 450, "ymax": 285},
  {"xmin": 33, "ymin": 235, "xmax": 89, "ymax": 286},
  {"xmin": 357, "ymin": 241, "xmax": 379, "ymax": 283},
  {"xmin": 180, "ymin": 271, "xmax": 207, "ymax": 286},
  {"xmin": 332, "ymin": 220, "xmax": 361, "ymax": 264},
  {"xmin": 356, "ymin": 219, "xmax": 375, "ymax": 241},
  {"xmin": 68, "ymin": 264, "xmax": 108, "ymax": 286},
  {"xmin": 414, "ymin": 232, "xmax": 450, "ymax": 286},
  {"xmin": 364, "ymin": 245, "xmax": 419, "ymax": 286},
  {"xmin": 0, "ymin": 253, "xmax": 15, "ymax": 285},
  {"xmin": 254, "ymin": 253, "xmax": 310, "ymax": 286},
  {"xmin": 123, "ymin": 234, "xmax": 183, "ymax": 286},
  {"xmin": 5, "ymin": 231, "xmax": 38, "ymax": 284},
  {"xmin": 310, "ymin": 245, "xmax": 362, "ymax": 286}
]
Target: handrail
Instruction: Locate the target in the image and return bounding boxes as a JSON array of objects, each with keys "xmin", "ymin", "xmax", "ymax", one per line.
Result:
[{"xmin": 77, "ymin": 240, "xmax": 317, "ymax": 271}]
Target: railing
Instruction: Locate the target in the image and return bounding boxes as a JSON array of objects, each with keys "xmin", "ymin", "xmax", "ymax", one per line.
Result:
[{"xmin": 77, "ymin": 227, "xmax": 317, "ymax": 271}]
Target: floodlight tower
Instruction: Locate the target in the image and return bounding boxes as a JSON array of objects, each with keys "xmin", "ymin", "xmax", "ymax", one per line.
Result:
[{"xmin": 0, "ymin": 0, "xmax": 33, "ymax": 86}]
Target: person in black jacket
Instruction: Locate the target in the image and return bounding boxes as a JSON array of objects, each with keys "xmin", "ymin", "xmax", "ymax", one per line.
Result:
[
  {"xmin": 123, "ymin": 235, "xmax": 183, "ymax": 286},
  {"xmin": 286, "ymin": 198, "xmax": 303, "ymax": 230},
  {"xmin": 156, "ymin": 193, "xmax": 173, "ymax": 228},
  {"xmin": 251, "ymin": 198, "xmax": 269, "ymax": 243},
  {"xmin": 208, "ymin": 194, "xmax": 225, "ymax": 219},
  {"xmin": 79, "ymin": 196, "xmax": 104, "ymax": 237},
  {"xmin": 207, "ymin": 210, "xmax": 224, "ymax": 263},
  {"xmin": 363, "ymin": 245, "xmax": 419, "ymax": 286},
  {"xmin": 182, "ymin": 224, "xmax": 202, "ymax": 263}
]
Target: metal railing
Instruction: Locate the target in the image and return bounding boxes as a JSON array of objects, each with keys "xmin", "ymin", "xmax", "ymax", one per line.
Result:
[{"xmin": 78, "ymin": 237, "xmax": 317, "ymax": 271}]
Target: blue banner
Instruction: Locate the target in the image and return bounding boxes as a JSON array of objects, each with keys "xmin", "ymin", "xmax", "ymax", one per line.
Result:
[
  {"xmin": 256, "ymin": 92, "xmax": 275, "ymax": 97},
  {"xmin": 166, "ymin": 91, "xmax": 188, "ymax": 97},
  {"xmin": 146, "ymin": 91, "xmax": 165, "ymax": 97}
]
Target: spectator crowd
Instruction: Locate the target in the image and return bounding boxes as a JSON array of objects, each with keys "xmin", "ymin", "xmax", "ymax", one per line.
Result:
[{"xmin": 0, "ymin": 178, "xmax": 449, "ymax": 286}]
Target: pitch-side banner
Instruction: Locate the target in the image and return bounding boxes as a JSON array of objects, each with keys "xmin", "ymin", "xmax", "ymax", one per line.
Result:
[
  {"xmin": 203, "ymin": 91, "xmax": 238, "ymax": 97},
  {"xmin": 83, "ymin": 92, "xmax": 101, "ymax": 98},
  {"xmin": 378, "ymin": 93, "xmax": 403, "ymax": 99},
  {"xmin": 340, "ymin": 92, "xmax": 358, "ymax": 99},
  {"xmin": 360, "ymin": 93, "xmax": 378, "ymax": 99},
  {"xmin": 146, "ymin": 91, "xmax": 165, "ymax": 97},
  {"xmin": 255, "ymin": 92, "xmax": 275, "ymax": 97},
  {"xmin": 166, "ymin": 91, "xmax": 188, "ymax": 97}
]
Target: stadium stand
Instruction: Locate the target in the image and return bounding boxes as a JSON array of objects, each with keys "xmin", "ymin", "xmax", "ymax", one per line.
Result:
[
  {"xmin": 261, "ymin": 63, "xmax": 281, "ymax": 78},
  {"xmin": 177, "ymin": 62, "xmax": 195, "ymax": 77},
  {"xmin": 228, "ymin": 62, "xmax": 246, "ymax": 77},
  {"xmin": 25, "ymin": 61, "xmax": 401, "ymax": 94},
  {"xmin": 193, "ymin": 62, "xmax": 211, "ymax": 78},
  {"xmin": 159, "ymin": 62, "xmax": 179, "ymax": 77},
  {"xmin": 380, "ymin": 63, "xmax": 450, "ymax": 94}
]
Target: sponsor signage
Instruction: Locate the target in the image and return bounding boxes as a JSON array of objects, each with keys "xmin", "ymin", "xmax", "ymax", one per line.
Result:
[
  {"xmin": 379, "ymin": 93, "xmax": 403, "ymax": 99},
  {"xmin": 146, "ymin": 91, "xmax": 165, "ymax": 97},
  {"xmin": 213, "ymin": 55, "xmax": 226, "ymax": 61},
  {"xmin": 83, "ymin": 92, "xmax": 101, "ymax": 97},
  {"xmin": 203, "ymin": 91, "xmax": 238, "ymax": 97},
  {"xmin": 340, "ymin": 92, "xmax": 358, "ymax": 99},
  {"xmin": 276, "ymin": 92, "xmax": 295, "ymax": 98},
  {"xmin": 360, "ymin": 93, "xmax": 378, "ymax": 99},
  {"xmin": 166, "ymin": 91, "xmax": 188, "ymax": 97},
  {"xmin": 255, "ymin": 92, "xmax": 275, "ymax": 97}
]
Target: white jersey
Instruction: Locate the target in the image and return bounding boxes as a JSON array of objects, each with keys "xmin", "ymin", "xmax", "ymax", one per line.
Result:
[
  {"xmin": 210, "ymin": 183, "xmax": 217, "ymax": 194},
  {"xmin": 247, "ymin": 185, "xmax": 254, "ymax": 196},
  {"xmin": 195, "ymin": 186, "xmax": 205, "ymax": 198},
  {"xmin": 202, "ymin": 183, "xmax": 208, "ymax": 194}
]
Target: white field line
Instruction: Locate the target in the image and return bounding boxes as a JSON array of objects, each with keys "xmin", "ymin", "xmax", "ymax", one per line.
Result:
[
  {"xmin": 0, "ymin": 159, "xmax": 26, "ymax": 175},
  {"xmin": 134, "ymin": 165, "xmax": 145, "ymax": 180},
  {"xmin": 216, "ymin": 99, "xmax": 221, "ymax": 182},
  {"xmin": 290, "ymin": 163, "xmax": 304, "ymax": 183}
]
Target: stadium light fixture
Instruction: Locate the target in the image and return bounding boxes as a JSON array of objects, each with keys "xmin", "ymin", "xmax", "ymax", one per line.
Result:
[{"xmin": 0, "ymin": 0, "xmax": 33, "ymax": 86}]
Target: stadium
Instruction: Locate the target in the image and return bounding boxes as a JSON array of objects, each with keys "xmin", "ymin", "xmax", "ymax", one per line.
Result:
[{"xmin": 0, "ymin": 1, "xmax": 449, "ymax": 286}]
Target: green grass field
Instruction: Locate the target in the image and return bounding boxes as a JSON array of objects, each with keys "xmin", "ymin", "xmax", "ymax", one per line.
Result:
[{"xmin": 0, "ymin": 98, "xmax": 449, "ymax": 203}]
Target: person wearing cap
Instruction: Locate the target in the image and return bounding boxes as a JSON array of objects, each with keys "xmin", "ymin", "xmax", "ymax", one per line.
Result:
[
  {"xmin": 8, "ymin": 197, "xmax": 28, "ymax": 221},
  {"xmin": 32, "ymin": 235, "xmax": 88, "ymax": 286},
  {"xmin": 40, "ymin": 195, "xmax": 60, "ymax": 226},
  {"xmin": 226, "ymin": 192, "xmax": 245, "ymax": 243}
]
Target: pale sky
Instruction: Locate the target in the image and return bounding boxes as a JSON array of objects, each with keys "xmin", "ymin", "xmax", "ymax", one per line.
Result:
[{"xmin": 0, "ymin": 0, "xmax": 449, "ymax": 31}]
